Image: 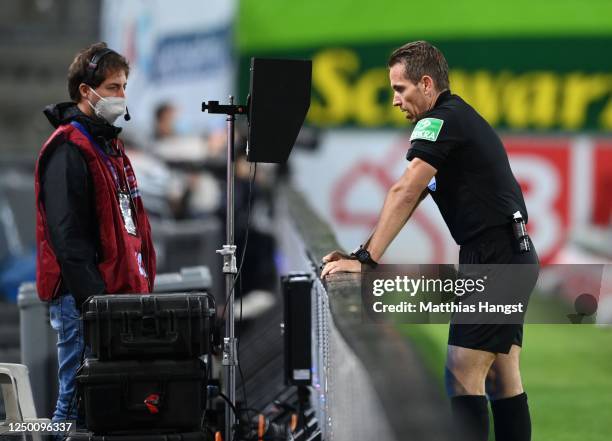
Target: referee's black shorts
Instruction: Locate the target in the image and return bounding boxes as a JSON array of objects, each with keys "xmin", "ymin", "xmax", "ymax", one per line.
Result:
[{"xmin": 448, "ymin": 224, "xmax": 540, "ymax": 354}]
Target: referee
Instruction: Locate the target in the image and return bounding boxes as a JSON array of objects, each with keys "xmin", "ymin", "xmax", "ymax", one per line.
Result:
[{"xmin": 321, "ymin": 41, "xmax": 539, "ymax": 441}]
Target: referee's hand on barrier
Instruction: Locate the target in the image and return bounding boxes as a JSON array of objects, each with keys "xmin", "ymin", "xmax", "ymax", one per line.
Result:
[
  {"xmin": 320, "ymin": 255, "xmax": 361, "ymax": 278},
  {"xmin": 322, "ymin": 250, "xmax": 351, "ymax": 263}
]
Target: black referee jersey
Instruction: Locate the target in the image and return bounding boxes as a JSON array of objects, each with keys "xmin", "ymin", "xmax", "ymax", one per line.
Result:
[
  {"xmin": 406, "ymin": 90, "xmax": 528, "ymax": 246},
  {"xmin": 406, "ymin": 91, "xmax": 539, "ymax": 353}
]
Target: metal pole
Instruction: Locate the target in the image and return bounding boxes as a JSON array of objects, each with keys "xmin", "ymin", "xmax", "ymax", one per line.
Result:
[
  {"xmin": 203, "ymin": 96, "xmax": 244, "ymax": 441},
  {"xmin": 221, "ymin": 96, "xmax": 238, "ymax": 441}
]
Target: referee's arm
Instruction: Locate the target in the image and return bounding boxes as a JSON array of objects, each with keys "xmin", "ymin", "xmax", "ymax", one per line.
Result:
[
  {"xmin": 320, "ymin": 158, "xmax": 435, "ymax": 278},
  {"xmin": 366, "ymin": 158, "xmax": 436, "ymax": 261}
]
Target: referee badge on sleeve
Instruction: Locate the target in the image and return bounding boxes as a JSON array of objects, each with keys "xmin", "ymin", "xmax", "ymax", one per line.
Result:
[
  {"xmin": 427, "ymin": 176, "xmax": 437, "ymax": 191},
  {"xmin": 410, "ymin": 118, "xmax": 444, "ymax": 142}
]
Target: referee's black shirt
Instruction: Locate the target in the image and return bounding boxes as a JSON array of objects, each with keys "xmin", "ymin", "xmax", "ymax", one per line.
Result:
[{"xmin": 407, "ymin": 90, "xmax": 527, "ymax": 245}]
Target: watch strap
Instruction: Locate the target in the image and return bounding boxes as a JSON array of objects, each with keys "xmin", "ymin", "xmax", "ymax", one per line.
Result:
[{"xmin": 350, "ymin": 246, "xmax": 378, "ymax": 268}]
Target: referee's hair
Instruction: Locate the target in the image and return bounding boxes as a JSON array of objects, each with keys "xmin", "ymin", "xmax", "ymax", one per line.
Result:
[{"xmin": 388, "ymin": 41, "xmax": 449, "ymax": 91}]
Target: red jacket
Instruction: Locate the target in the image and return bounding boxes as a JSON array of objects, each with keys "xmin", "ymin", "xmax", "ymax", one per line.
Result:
[{"xmin": 35, "ymin": 121, "xmax": 156, "ymax": 301}]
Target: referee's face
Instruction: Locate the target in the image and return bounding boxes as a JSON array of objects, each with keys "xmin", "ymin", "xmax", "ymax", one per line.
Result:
[{"xmin": 389, "ymin": 63, "xmax": 430, "ymax": 123}]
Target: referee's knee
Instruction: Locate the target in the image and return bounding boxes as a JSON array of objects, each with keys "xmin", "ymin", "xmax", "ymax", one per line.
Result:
[
  {"xmin": 445, "ymin": 365, "xmax": 486, "ymax": 396},
  {"xmin": 445, "ymin": 346, "xmax": 495, "ymax": 396},
  {"xmin": 445, "ymin": 366, "xmax": 464, "ymax": 396},
  {"xmin": 485, "ymin": 365, "xmax": 524, "ymax": 400}
]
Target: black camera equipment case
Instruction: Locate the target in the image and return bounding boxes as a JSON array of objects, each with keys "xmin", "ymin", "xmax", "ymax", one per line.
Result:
[
  {"xmin": 83, "ymin": 293, "xmax": 214, "ymax": 361},
  {"xmin": 77, "ymin": 358, "xmax": 206, "ymax": 433}
]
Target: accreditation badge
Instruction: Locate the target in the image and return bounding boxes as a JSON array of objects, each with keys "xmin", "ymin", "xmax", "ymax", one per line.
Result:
[{"xmin": 118, "ymin": 192, "xmax": 137, "ymax": 235}]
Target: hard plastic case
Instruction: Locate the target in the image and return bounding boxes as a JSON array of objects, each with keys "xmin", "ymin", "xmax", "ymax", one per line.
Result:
[
  {"xmin": 83, "ymin": 293, "xmax": 214, "ymax": 360},
  {"xmin": 77, "ymin": 358, "xmax": 206, "ymax": 433}
]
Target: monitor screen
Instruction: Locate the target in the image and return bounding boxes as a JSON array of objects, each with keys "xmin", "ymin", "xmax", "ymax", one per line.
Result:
[{"xmin": 246, "ymin": 58, "xmax": 312, "ymax": 163}]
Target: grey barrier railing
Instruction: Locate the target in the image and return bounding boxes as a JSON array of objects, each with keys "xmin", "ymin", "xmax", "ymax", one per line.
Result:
[{"xmin": 277, "ymin": 187, "xmax": 453, "ymax": 441}]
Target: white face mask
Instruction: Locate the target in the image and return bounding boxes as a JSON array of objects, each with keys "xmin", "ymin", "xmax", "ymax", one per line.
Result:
[{"xmin": 87, "ymin": 87, "xmax": 126, "ymax": 124}]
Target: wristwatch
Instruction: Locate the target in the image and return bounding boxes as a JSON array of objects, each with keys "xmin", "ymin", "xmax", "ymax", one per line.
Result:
[{"xmin": 351, "ymin": 245, "xmax": 378, "ymax": 268}]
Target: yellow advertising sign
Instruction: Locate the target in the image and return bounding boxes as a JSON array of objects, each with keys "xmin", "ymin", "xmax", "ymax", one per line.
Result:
[{"xmin": 307, "ymin": 49, "xmax": 612, "ymax": 130}]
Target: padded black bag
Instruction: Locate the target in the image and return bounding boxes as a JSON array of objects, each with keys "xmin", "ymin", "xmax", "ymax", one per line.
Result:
[
  {"xmin": 83, "ymin": 293, "xmax": 214, "ymax": 360},
  {"xmin": 77, "ymin": 358, "xmax": 206, "ymax": 433}
]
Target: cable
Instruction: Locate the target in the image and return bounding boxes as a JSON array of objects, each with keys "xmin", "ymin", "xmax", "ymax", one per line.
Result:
[
  {"xmin": 235, "ymin": 262, "xmax": 255, "ymax": 425},
  {"xmin": 220, "ymin": 162, "xmax": 256, "ymax": 320},
  {"xmin": 237, "ymin": 334, "xmax": 255, "ymax": 424},
  {"xmin": 220, "ymin": 162, "xmax": 257, "ymax": 320},
  {"xmin": 217, "ymin": 391, "xmax": 240, "ymax": 422},
  {"xmin": 237, "ymin": 163, "xmax": 258, "ymax": 435},
  {"xmin": 217, "ymin": 162, "xmax": 257, "ymax": 441},
  {"xmin": 237, "ymin": 272, "xmax": 250, "ymax": 415},
  {"xmin": 217, "ymin": 392, "xmax": 269, "ymax": 441},
  {"xmin": 217, "ymin": 392, "xmax": 238, "ymax": 424}
]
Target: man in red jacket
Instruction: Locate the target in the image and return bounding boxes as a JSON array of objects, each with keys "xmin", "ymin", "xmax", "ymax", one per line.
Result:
[{"xmin": 35, "ymin": 42, "xmax": 156, "ymax": 423}]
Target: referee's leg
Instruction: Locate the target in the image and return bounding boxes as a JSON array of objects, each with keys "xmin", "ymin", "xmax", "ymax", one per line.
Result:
[
  {"xmin": 445, "ymin": 345, "xmax": 495, "ymax": 441},
  {"xmin": 486, "ymin": 345, "xmax": 531, "ymax": 441}
]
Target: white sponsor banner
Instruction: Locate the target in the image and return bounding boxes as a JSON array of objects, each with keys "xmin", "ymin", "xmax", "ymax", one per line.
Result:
[
  {"xmin": 101, "ymin": 0, "xmax": 236, "ymax": 138},
  {"xmin": 291, "ymin": 130, "xmax": 608, "ymax": 265},
  {"xmin": 291, "ymin": 130, "xmax": 459, "ymax": 264}
]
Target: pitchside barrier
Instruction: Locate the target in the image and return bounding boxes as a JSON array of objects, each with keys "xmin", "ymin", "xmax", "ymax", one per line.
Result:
[{"xmin": 276, "ymin": 186, "xmax": 453, "ymax": 441}]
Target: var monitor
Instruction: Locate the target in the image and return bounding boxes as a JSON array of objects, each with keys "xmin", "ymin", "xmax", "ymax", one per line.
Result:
[{"xmin": 246, "ymin": 58, "xmax": 312, "ymax": 163}]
